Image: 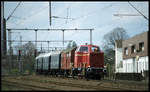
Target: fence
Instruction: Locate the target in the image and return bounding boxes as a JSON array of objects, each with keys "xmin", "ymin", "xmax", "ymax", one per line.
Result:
[{"xmin": 2, "ymin": 50, "xmax": 35, "ymax": 76}]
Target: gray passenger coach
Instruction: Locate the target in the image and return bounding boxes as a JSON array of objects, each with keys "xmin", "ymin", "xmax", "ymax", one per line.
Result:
[{"xmin": 35, "ymin": 51, "xmax": 61, "ymax": 75}]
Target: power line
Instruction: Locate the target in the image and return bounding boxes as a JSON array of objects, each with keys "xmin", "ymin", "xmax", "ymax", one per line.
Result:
[
  {"xmin": 1, "ymin": 40, "xmax": 72, "ymax": 42},
  {"xmin": 128, "ymin": 1, "xmax": 148, "ymax": 21},
  {"xmin": 73, "ymin": 4, "xmax": 113, "ymax": 21},
  {"xmin": 6, "ymin": 28, "xmax": 94, "ymax": 31},
  {"xmin": 57, "ymin": 4, "xmax": 113, "ymax": 28},
  {"xmin": 11, "ymin": 16, "xmax": 26, "ymax": 20},
  {"xmin": 6, "ymin": 2, "xmax": 21, "ymax": 21}
]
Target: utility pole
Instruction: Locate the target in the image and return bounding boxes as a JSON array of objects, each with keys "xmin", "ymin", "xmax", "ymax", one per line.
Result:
[
  {"xmin": 49, "ymin": 1, "xmax": 51, "ymax": 26},
  {"xmin": 1, "ymin": 1, "xmax": 7, "ymax": 57},
  {"xmin": 35, "ymin": 29, "xmax": 38, "ymax": 49},
  {"xmin": 19, "ymin": 35, "xmax": 22, "ymax": 73},
  {"xmin": 35, "ymin": 29, "xmax": 38, "ymax": 57},
  {"xmin": 47, "ymin": 41, "xmax": 50, "ymax": 52},
  {"xmin": 20, "ymin": 35, "xmax": 22, "ymax": 47},
  {"xmin": 66, "ymin": 7, "xmax": 69, "ymax": 24},
  {"xmin": 41, "ymin": 42, "xmax": 42, "ymax": 52},
  {"xmin": 62, "ymin": 30, "xmax": 65, "ymax": 49},
  {"xmin": 3, "ymin": 18, "xmax": 7, "ymax": 56},
  {"xmin": 1, "ymin": 2, "xmax": 4, "ymax": 58},
  {"xmin": 8, "ymin": 29, "xmax": 12, "ymax": 70},
  {"xmin": 90, "ymin": 29, "xmax": 93, "ymax": 45}
]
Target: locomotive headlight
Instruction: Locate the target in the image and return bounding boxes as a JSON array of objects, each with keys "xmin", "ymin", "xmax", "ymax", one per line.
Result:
[{"xmin": 87, "ymin": 67, "xmax": 92, "ymax": 72}]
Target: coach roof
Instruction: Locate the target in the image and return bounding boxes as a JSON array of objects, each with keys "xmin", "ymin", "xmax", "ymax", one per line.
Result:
[{"xmin": 35, "ymin": 51, "xmax": 61, "ymax": 59}]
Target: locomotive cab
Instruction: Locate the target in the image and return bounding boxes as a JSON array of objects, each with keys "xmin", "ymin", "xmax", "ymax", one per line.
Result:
[
  {"xmin": 74, "ymin": 44, "xmax": 104, "ymax": 68},
  {"xmin": 74, "ymin": 44, "xmax": 104, "ymax": 79}
]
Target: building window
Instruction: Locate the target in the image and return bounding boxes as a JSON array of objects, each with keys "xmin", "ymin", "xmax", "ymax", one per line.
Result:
[
  {"xmin": 139, "ymin": 42, "xmax": 144, "ymax": 52},
  {"xmin": 131, "ymin": 45, "xmax": 136, "ymax": 53},
  {"xmin": 124, "ymin": 47, "xmax": 128, "ymax": 55}
]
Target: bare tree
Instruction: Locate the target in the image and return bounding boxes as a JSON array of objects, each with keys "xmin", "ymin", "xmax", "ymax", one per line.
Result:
[
  {"xmin": 14, "ymin": 41, "xmax": 36, "ymax": 74},
  {"xmin": 21, "ymin": 41, "xmax": 36, "ymax": 56},
  {"xmin": 67, "ymin": 41, "xmax": 72, "ymax": 49},
  {"xmin": 67, "ymin": 41, "xmax": 77, "ymax": 49},
  {"xmin": 72, "ymin": 41, "xmax": 77, "ymax": 48},
  {"xmin": 14, "ymin": 41, "xmax": 36, "ymax": 56},
  {"xmin": 103, "ymin": 27, "xmax": 129, "ymax": 67},
  {"xmin": 103, "ymin": 27, "xmax": 129, "ymax": 50}
]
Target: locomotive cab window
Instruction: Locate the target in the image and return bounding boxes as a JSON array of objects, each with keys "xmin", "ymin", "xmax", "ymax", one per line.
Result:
[
  {"xmin": 91, "ymin": 47, "xmax": 100, "ymax": 52},
  {"xmin": 77, "ymin": 46, "xmax": 88, "ymax": 52}
]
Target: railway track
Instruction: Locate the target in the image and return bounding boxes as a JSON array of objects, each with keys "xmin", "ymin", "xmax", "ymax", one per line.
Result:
[
  {"xmin": 2, "ymin": 80, "xmax": 61, "ymax": 90},
  {"xmin": 27, "ymin": 75, "xmax": 149, "ymax": 90},
  {"xmin": 2, "ymin": 76, "xmax": 133, "ymax": 91},
  {"xmin": 2, "ymin": 75, "xmax": 148, "ymax": 91}
]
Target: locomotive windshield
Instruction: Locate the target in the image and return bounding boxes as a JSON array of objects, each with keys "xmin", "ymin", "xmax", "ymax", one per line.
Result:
[{"xmin": 77, "ymin": 46, "xmax": 88, "ymax": 52}]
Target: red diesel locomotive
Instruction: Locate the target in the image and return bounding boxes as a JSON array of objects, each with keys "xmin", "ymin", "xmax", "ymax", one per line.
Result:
[
  {"xmin": 35, "ymin": 44, "xmax": 106, "ymax": 79},
  {"xmin": 72, "ymin": 44, "xmax": 105, "ymax": 79}
]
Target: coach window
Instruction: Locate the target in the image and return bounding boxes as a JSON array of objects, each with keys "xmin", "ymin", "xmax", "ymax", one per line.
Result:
[{"xmin": 79, "ymin": 46, "xmax": 88, "ymax": 52}]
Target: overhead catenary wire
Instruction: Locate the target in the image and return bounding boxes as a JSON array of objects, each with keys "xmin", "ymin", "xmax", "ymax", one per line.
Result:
[
  {"xmin": 57, "ymin": 3, "xmax": 113, "ymax": 29},
  {"xmin": 1, "ymin": 40, "xmax": 72, "ymax": 42},
  {"xmin": 6, "ymin": 2, "xmax": 21, "ymax": 21},
  {"xmin": 11, "ymin": 16, "xmax": 26, "ymax": 20},
  {"xmin": 7, "ymin": 28, "xmax": 94, "ymax": 45},
  {"xmin": 6, "ymin": 28, "xmax": 94, "ymax": 31},
  {"xmin": 60, "ymin": 4, "xmax": 113, "ymax": 37},
  {"xmin": 128, "ymin": 1, "xmax": 148, "ymax": 21}
]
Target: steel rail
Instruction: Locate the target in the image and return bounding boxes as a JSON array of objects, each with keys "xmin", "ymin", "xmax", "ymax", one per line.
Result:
[{"xmin": 2, "ymin": 80, "xmax": 62, "ymax": 90}]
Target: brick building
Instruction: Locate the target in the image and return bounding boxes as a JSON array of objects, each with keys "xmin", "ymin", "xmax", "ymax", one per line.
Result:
[
  {"xmin": 122, "ymin": 31, "xmax": 148, "ymax": 73},
  {"xmin": 115, "ymin": 31, "xmax": 149, "ymax": 73}
]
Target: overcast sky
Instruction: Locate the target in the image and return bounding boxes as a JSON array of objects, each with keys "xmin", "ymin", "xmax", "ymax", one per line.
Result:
[{"xmin": 4, "ymin": 1, "xmax": 149, "ymax": 51}]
